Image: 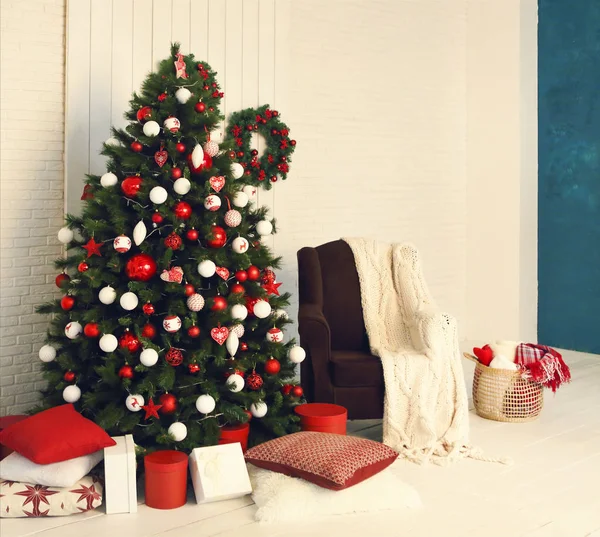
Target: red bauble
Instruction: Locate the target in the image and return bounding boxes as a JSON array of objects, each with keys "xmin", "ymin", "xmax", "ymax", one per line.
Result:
[
  {"xmin": 130, "ymin": 141, "xmax": 143, "ymax": 152},
  {"xmin": 164, "ymin": 232, "xmax": 183, "ymax": 250},
  {"xmin": 186, "ymin": 228, "xmax": 199, "ymax": 241},
  {"xmin": 136, "ymin": 106, "xmax": 152, "ymax": 122},
  {"xmin": 165, "ymin": 347, "xmax": 183, "ymax": 366},
  {"xmin": 158, "ymin": 92, "xmax": 167, "ymax": 102},
  {"xmin": 230, "ymin": 283, "xmax": 245, "ymax": 294},
  {"xmin": 84, "ymin": 322, "xmax": 100, "ymax": 338},
  {"xmin": 170, "ymin": 167, "xmax": 183, "ymax": 179},
  {"xmin": 244, "ymin": 409, "xmax": 253, "ymax": 421},
  {"xmin": 240, "ymin": 342, "xmax": 248, "ymax": 351},
  {"xmin": 188, "ymin": 325, "xmax": 201, "ymax": 338},
  {"xmin": 151, "ymin": 212, "xmax": 163, "ymax": 224},
  {"xmin": 264, "ymin": 358, "xmax": 281, "ymax": 375},
  {"xmin": 228, "ymin": 150, "xmax": 236, "ymax": 159},
  {"xmin": 159, "ymin": 393, "xmax": 177, "ymax": 414},
  {"xmin": 143, "ymin": 302, "xmax": 155, "ymax": 315},
  {"xmin": 291, "ymin": 385, "xmax": 304, "ymax": 398},
  {"xmin": 187, "ymin": 151, "xmax": 213, "ymax": 174},
  {"xmin": 60, "ymin": 295, "xmax": 75, "ymax": 311},
  {"xmin": 78, "ymin": 262, "xmax": 89, "ymax": 273},
  {"xmin": 118, "ymin": 365, "xmax": 134, "ymax": 379},
  {"xmin": 119, "ymin": 330, "xmax": 141, "ymax": 353},
  {"xmin": 195, "ymin": 102, "xmax": 206, "ymax": 113},
  {"xmin": 125, "ymin": 253, "xmax": 157, "ymax": 281},
  {"xmin": 55, "ymin": 273, "xmax": 70, "ymax": 288},
  {"xmin": 237, "ymin": 151, "xmax": 244, "ymax": 158},
  {"xmin": 245, "ymin": 296, "xmax": 259, "ymax": 316},
  {"xmin": 121, "ymin": 176, "xmax": 143, "ymax": 197},
  {"xmin": 184, "ymin": 283, "xmax": 195, "ymax": 296},
  {"xmin": 211, "ymin": 295, "xmax": 228, "ymax": 311},
  {"xmin": 206, "ymin": 225, "xmax": 227, "ymax": 248},
  {"xmin": 234, "ymin": 270, "xmax": 248, "ymax": 283},
  {"xmin": 247, "ymin": 265, "xmax": 260, "ymax": 281},
  {"xmin": 281, "ymin": 384, "xmax": 293, "ymax": 395},
  {"xmin": 141, "ymin": 323, "xmax": 157, "ymax": 338},
  {"xmin": 246, "ymin": 372, "xmax": 263, "ymax": 391},
  {"xmin": 63, "ymin": 371, "xmax": 76, "ymax": 382},
  {"xmin": 173, "ymin": 201, "xmax": 192, "ymax": 220},
  {"xmin": 188, "ymin": 363, "xmax": 200, "ymax": 373},
  {"xmin": 175, "ymin": 142, "xmax": 186, "ymax": 153},
  {"xmin": 290, "ymin": 139, "xmax": 297, "ymax": 146},
  {"xmin": 262, "ymin": 269, "xmax": 276, "ymax": 284}
]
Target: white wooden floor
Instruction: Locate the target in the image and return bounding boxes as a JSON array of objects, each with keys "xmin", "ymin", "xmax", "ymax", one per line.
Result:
[{"xmin": 2, "ymin": 346, "xmax": 599, "ymax": 537}]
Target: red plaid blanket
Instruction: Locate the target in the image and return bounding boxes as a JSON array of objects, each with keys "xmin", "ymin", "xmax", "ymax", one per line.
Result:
[{"xmin": 515, "ymin": 343, "xmax": 571, "ymax": 392}]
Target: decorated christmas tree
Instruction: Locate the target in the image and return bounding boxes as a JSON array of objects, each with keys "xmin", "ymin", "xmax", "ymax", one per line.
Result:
[{"xmin": 36, "ymin": 44, "xmax": 303, "ymax": 452}]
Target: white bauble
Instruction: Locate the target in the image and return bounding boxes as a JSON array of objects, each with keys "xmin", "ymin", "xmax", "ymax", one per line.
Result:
[
  {"xmin": 204, "ymin": 194, "xmax": 221, "ymax": 212},
  {"xmin": 149, "ymin": 186, "xmax": 168, "ymax": 204},
  {"xmin": 289, "ymin": 345, "xmax": 306, "ymax": 364},
  {"xmin": 113, "ymin": 235, "xmax": 132, "ymax": 253},
  {"xmin": 197, "ymin": 259, "xmax": 216, "ymax": 278},
  {"xmin": 242, "ymin": 185, "xmax": 257, "ymax": 200},
  {"xmin": 105, "ymin": 137, "xmax": 120, "ymax": 147},
  {"xmin": 226, "ymin": 374, "xmax": 244, "ymax": 393},
  {"xmin": 168, "ymin": 422, "xmax": 187, "ymax": 441},
  {"xmin": 140, "ymin": 348, "xmax": 159, "ymax": 367},
  {"xmin": 175, "ymin": 87, "xmax": 192, "ymax": 103},
  {"xmin": 163, "ymin": 116, "xmax": 181, "ymax": 133},
  {"xmin": 163, "ymin": 315, "xmax": 182, "ymax": 333},
  {"xmin": 253, "ymin": 300, "xmax": 272, "ymax": 319},
  {"xmin": 186, "ymin": 293, "xmax": 205, "ymax": 312},
  {"xmin": 191, "ymin": 144, "xmax": 204, "ymax": 168},
  {"xmin": 230, "ymin": 304, "xmax": 248, "ymax": 321},
  {"xmin": 232, "ymin": 191, "xmax": 248, "ymax": 208},
  {"xmin": 63, "ymin": 385, "xmax": 81, "ymax": 403},
  {"xmin": 173, "ymin": 178, "xmax": 191, "ymax": 195},
  {"xmin": 125, "ymin": 394, "xmax": 144, "ymax": 412},
  {"xmin": 133, "ymin": 220, "xmax": 147, "ymax": 246},
  {"xmin": 250, "ymin": 401, "xmax": 268, "ymax": 418},
  {"xmin": 224, "ymin": 210, "xmax": 241, "ymax": 228},
  {"xmin": 39, "ymin": 344, "xmax": 57, "ymax": 363},
  {"xmin": 226, "ymin": 332, "xmax": 239, "ymax": 357},
  {"xmin": 100, "ymin": 172, "xmax": 118, "ymax": 188},
  {"xmin": 273, "ymin": 309, "xmax": 289, "ymax": 320},
  {"xmin": 65, "ymin": 321, "xmax": 82, "ymax": 339},
  {"xmin": 195, "ymin": 394, "xmax": 216, "ymax": 414},
  {"xmin": 230, "ymin": 324, "xmax": 245, "ymax": 338},
  {"xmin": 99, "ymin": 333, "xmax": 118, "ymax": 352},
  {"xmin": 57, "ymin": 227, "xmax": 74, "ymax": 244},
  {"xmin": 256, "ymin": 220, "xmax": 273, "ymax": 236},
  {"xmin": 99, "ymin": 286, "xmax": 117, "ymax": 305},
  {"xmin": 120, "ymin": 291, "xmax": 139, "ymax": 311},
  {"xmin": 231, "ymin": 162, "xmax": 244, "ymax": 179},
  {"xmin": 203, "ymin": 140, "xmax": 219, "ymax": 157},
  {"xmin": 231, "ymin": 237, "xmax": 249, "ymax": 254},
  {"xmin": 142, "ymin": 120, "xmax": 160, "ymax": 137},
  {"xmin": 266, "ymin": 327, "xmax": 284, "ymax": 343}
]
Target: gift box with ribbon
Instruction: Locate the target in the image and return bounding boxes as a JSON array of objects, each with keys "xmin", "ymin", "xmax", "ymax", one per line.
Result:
[{"xmin": 189, "ymin": 443, "xmax": 252, "ymax": 504}]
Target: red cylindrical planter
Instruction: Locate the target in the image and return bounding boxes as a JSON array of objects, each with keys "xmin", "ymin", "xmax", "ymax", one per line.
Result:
[
  {"xmin": 144, "ymin": 450, "xmax": 188, "ymax": 510},
  {"xmin": 295, "ymin": 403, "xmax": 347, "ymax": 435},
  {"xmin": 218, "ymin": 422, "xmax": 250, "ymax": 452}
]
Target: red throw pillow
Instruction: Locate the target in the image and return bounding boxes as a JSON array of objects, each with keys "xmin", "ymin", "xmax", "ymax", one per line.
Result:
[
  {"xmin": 0, "ymin": 405, "xmax": 116, "ymax": 464},
  {"xmin": 245, "ymin": 432, "xmax": 398, "ymax": 490}
]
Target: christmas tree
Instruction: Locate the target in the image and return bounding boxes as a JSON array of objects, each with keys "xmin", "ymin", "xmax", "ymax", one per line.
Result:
[{"xmin": 35, "ymin": 44, "xmax": 303, "ymax": 452}]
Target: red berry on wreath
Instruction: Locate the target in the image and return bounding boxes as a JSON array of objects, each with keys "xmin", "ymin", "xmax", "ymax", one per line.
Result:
[
  {"xmin": 188, "ymin": 363, "xmax": 200, "ymax": 373},
  {"xmin": 246, "ymin": 371, "xmax": 263, "ymax": 391},
  {"xmin": 78, "ymin": 262, "xmax": 89, "ymax": 273},
  {"xmin": 61, "ymin": 295, "xmax": 75, "ymax": 311},
  {"xmin": 164, "ymin": 232, "xmax": 183, "ymax": 250},
  {"xmin": 273, "ymin": 110, "xmax": 279, "ymax": 117},
  {"xmin": 184, "ymin": 283, "xmax": 195, "ymax": 296},
  {"xmin": 264, "ymin": 358, "xmax": 281, "ymax": 375},
  {"xmin": 171, "ymin": 167, "xmax": 182, "ymax": 179},
  {"xmin": 175, "ymin": 142, "xmax": 186, "ymax": 153},
  {"xmin": 119, "ymin": 365, "xmax": 134, "ymax": 379},
  {"xmin": 247, "ymin": 265, "xmax": 260, "ymax": 281},
  {"xmin": 211, "ymin": 82, "xmax": 217, "ymax": 88},
  {"xmin": 235, "ymin": 270, "xmax": 248, "ymax": 282},
  {"xmin": 165, "ymin": 347, "xmax": 184, "ymax": 366},
  {"xmin": 237, "ymin": 151, "xmax": 244, "ymax": 158},
  {"xmin": 281, "ymin": 384, "xmax": 293, "ymax": 396},
  {"xmin": 290, "ymin": 140, "xmax": 296, "ymax": 146},
  {"xmin": 141, "ymin": 323, "xmax": 157, "ymax": 338},
  {"xmin": 55, "ymin": 273, "xmax": 70, "ymax": 288},
  {"xmin": 211, "ymin": 295, "xmax": 228, "ymax": 312},
  {"xmin": 240, "ymin": 342, "xmax": 248, "ymax": 351},
  {"xmin": 186, "ymin": 228, "xmax": 199, "ymax": 241},
  {"xmin": 270, "ymin": 176, "xmax": 278, "ymax": 183},
  {"xmin": 151, "ymin": 212, "xmax": 163, "ymax": 224},
  {"xmin": 291, "ymin": 385, "xmax": 304, "ymax": 398},
  {"xmin": 228, "ymin": 150, "xmax": 236, "ymax": 159},
  {"xmin": 158, "ymin": 92, "xmax": 167, "ymax": 102},
  {"xmin": 230, "ymin": 283, "xmax": 245, "ymax": 294},
  {"xmin": 188, "ymin": 325, "xmax": 201, "ymax": 338},
  {"xmin": 194, "ymin": 102, "xmax": 206, "ymax": 113},
  {"xmin": 251, "ymin": 149, "xmax": 258, "ymax": 157},
  {"xmin": 84, "ymin": 322, "xmax": 100, "ymax": 338},
  {"xmin": 143, "ymin": 302, "xmax": 155, "ymax": 316},
  {"xmin": 63, "ymin": 371, "xmax": 76, "ymax": 382},
  {"xmin": 159, "ymin": 393, "xmax": 177, "ymax": 414},
  {"xmin": 130, "ymin": 141, "xmax": 143, "ymax": 152}
]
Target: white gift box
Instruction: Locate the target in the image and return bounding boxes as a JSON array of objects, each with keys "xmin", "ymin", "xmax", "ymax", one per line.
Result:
[
  {"xmin": 104, "ymin": 434, "xmax": 137, "ymax": 514},
  {"xmin": 189, "ymin": 443, "xmax": 252, "ymax": 504}
]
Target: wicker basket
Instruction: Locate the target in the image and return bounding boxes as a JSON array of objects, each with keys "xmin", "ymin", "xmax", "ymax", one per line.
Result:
[{"xmin": 463, "ymin": 353, "xmax": 543, "ymax": 423}]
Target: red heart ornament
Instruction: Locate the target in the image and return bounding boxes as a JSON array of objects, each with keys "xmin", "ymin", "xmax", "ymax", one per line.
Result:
[
  {"xmin": 473, "ymin": 344, "xmax": 494, "ymax": 366},
  {"xmin": 211, "ymin": 326, "xmax": 229, "ymax": 345},
  {"xmin": 160, "ymin": 266, "xmax": 184, "ymax": 283},
  {"xmin": 215, "ymin": 267, "xmax": 229, "ymax": 280},
  {"xmin": 209, "ymin": 175, "xmax": 225, "ymax": 192},
  {"xmin": 154, "ymin": 149, "xmax": 168, "ymax": 168}
]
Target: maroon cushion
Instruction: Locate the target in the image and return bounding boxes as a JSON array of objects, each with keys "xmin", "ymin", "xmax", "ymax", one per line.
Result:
[
  {"xmin": 245, "ymin": 432, "xmax": 398, "ymax": 491},
  {"xmin": 330, "ymin": 351, "xmax": 383, "ymax": 387}
]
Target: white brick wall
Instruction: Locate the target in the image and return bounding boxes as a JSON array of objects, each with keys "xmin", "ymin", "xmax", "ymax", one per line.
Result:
[{"xmin": 0, "ymin": 0, "xmax": 66, "ymax": 416}]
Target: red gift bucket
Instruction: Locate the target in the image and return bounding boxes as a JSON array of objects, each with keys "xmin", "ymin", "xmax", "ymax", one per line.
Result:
[
  {"xmin": 144, "ymin": 450, "xmax": 188, "ymax": 509},
  {"xmin": 218, "ymin": 422, "xmax": 250, "ymax": 452},
  {"xmin": 295, "ymin": 403, "xmax": 347, "ymax": 435}
]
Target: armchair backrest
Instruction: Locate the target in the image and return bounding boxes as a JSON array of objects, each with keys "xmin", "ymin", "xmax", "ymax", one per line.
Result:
[{"xmin": 298, "ymin": 240, "xmax": 370, "ymax": 352}]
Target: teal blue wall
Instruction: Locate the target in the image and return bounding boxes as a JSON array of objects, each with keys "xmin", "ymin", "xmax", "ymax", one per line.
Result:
[{"xmin": 538, "ymin": 0, "xmax": 600, "ymax": 353}]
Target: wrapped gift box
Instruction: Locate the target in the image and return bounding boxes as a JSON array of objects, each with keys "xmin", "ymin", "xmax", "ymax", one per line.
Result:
[
  {"xmin": 189, "ymin": 443, "xmax": 252, "ymax": 504},
  {"xmin": 104, "ymin": 434, "xmax": 137, "ymax": 514}
]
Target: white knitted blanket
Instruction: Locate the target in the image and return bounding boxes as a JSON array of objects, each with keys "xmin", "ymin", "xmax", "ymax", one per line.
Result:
[{"xmin": 343, "ymin": 238, "xmax": 481, "ymax": 464}]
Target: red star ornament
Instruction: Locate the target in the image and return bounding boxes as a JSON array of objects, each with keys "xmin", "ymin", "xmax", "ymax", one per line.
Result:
[
  {"xmin": 142, "ymin": 398, "xmax": 163, "ymax": 420},
  {"xmin": 262, "ymin": 281, "xmax": 282, "ymax": 296},
  {"xmin": 82, "ymin": 237, "xmax": 103, "ymax": 258}
]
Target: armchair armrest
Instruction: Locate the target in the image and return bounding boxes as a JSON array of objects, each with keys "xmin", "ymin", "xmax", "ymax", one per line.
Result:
[{"xmin": 413, "ymin": 307, "xmax": 459, "ymax": 359}]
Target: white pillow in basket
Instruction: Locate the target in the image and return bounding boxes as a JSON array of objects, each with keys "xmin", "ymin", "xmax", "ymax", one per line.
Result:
[{"xmin": 247, "ymin": 462, "xmax": 421, "ymax": 524}]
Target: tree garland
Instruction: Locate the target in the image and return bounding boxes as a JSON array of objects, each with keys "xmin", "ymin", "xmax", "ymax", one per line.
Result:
[{"xmin": 226, "ymin": 104, "xmax": 296, "ymax": 190}]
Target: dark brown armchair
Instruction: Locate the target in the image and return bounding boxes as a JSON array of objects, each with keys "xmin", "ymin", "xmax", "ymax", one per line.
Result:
[{"xmin": 297, "ymin": 240, "xmax": 383, "ymax": 419}]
